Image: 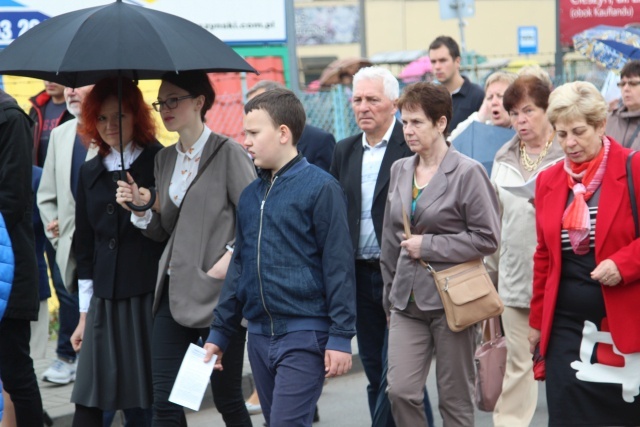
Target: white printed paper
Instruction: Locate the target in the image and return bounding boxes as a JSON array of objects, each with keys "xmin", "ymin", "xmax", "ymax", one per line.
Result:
[
  {"xmin": 502, "ymin": 177, "xmax": 537, "ymax": 200},
  {"xmin": 168, "ymin": 343, "xmax": 217, "ymax": 411}
]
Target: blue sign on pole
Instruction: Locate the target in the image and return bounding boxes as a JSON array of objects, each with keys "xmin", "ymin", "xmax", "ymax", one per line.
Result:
[{"xmin": 518, "ymin": 26, "xmax": 538, "ymax": 55}]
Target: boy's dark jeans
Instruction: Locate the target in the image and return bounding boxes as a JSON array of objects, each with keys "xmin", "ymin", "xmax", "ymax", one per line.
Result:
[{"xmin": 248, "ymin": 331, "xmax": 327, "ymax": 427}]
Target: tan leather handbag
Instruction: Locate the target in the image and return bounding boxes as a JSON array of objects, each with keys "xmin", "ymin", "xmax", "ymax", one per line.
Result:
[
  {"xmin": 429, "ymin": 259, "xmax": 504, "ymax": 332},
  {"xmin": 402, "ymin": 207, "xmax": 504, "ymax": 332}
]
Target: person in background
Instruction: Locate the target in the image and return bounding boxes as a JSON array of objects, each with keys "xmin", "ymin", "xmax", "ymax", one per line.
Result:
[
  {"xmin": 30, "ymin": 80, "xmax": 81, "ymax": 386},
  {"xmin": 69, "ymin": 77, "xmax": 164, "ymax": 427},
  {"xmin": 118, "ymin": 70, "xmax": 255, "ymax": 427},
  {"xmin": 529, "ymin": 80, "xmax": 640, "ymax": 425},
  {"xmin": 449, "ymin": 71, "xmax": 517, "ymax": 141},
  {"xmin": 428, "ymin": 35, "xmax": 484, "ymax": 132},
  {"xmin": 487, "ymin": 75, "xmax": 564, "ymax": 427},
  {"xmin": 330, "ymin": 66, "xmax": 433, "ymax": 427},
  {"xmin": 380, "ymin": 82, "xmax": 500, "ymax": 426},
  {"xmin": 0, "ymin": 87, "xmax": 43, "ymax": 426},
  {"xmin": 605, "ymin": 59, "xmax": 640, "ymax": 149},
  {"xmin": 246, "ymin": 80, "xmax": 336, "ymax": 172}
]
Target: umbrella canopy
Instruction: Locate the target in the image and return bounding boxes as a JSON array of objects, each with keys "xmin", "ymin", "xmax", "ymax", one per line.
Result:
[
  {"xmin": 0, "ymin": 0, "xmax": 256, "ymax": 87},
  {"xmin": 573, "ymin": 25, "xmax": 640, "ymax": 71},
  {"xmin": 599, "ymin": 39, "xmax": 640, "ymax": 63},
  {"xmin": 398, "ymin": 56, "xmax": 432, "ymax": 83},
  {"xmin": 319, "ymin": 57, "xmax": 372, "ymax": 87},
  {"xmin": 452, "ymin": 122, "xmax": 515, "ymax": 176}
]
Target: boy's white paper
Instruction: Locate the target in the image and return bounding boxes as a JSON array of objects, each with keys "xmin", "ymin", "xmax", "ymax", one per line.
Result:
[
  {"xmin": 502, "ymin": 177, "xmax": 537, "ymax": 199},
  {"xmin": 168, "ymin": 343, "xmax": 216, "ymax": 411}
]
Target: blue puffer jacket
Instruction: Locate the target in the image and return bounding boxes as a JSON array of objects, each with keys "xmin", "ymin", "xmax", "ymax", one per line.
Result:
[{"xmin": 0, "ymin": 212, "xmax": 14, "ymax": 421}]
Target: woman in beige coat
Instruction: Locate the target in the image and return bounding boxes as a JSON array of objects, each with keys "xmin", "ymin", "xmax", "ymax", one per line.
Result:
[
  {"xmin": 487, "ymin": 75, "xmax": 564, "ymax": 426},
  {"xmin": 380, "ymin": 82, "xmax": 500, "ymax": 426},
  {"xmin": 117, "ymin": 71, "xmax": 256, "ymax": 426}
]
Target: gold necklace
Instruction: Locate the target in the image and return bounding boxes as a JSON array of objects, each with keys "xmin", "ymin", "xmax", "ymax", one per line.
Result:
[{"xmin": 520, "ymin": 138, "xmax": 553, "ymax": 172}]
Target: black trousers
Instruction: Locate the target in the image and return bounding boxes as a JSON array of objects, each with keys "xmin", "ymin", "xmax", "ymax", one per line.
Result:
[
  {"xmin": 151, "ymin": 282, "xmax": 252, "ymax": 427},
  {"xmin": 0, "ymin": 318, "xmax": 44, "ymax": 426}
]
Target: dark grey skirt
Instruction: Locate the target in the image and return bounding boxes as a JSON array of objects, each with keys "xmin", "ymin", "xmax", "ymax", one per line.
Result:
[{"xmin": 71, "ymin": 292, "xmax": 153, "ymax": 410}]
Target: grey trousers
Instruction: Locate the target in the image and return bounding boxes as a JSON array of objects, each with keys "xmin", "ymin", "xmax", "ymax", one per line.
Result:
[{"xmin": 387, "ymin": 303, "xmax": 476, "ymax": 427}]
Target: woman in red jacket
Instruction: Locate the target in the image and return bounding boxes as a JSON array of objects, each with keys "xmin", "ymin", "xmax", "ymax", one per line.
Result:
[{"xmin": 529, "ymin": 81, "xmax": 640, "ymax": 426}]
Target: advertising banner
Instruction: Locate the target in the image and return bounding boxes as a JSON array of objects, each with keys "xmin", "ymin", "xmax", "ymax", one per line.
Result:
[
  {"xmin": 0, "ymin": 0, "xmax": 286, "ymax": 46},
  {"xmin": 560, "ymin": 0, "xmax": 640, "ymax": 46}
]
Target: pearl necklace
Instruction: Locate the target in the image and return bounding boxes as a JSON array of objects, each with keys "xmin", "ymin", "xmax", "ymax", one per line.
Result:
[{"xmin": 520, "ymin": 138, "xmax": 553, "ymax": 172}]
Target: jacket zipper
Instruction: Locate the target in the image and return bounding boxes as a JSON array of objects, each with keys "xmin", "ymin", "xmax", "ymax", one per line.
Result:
[{"xmin": 257, "ymin": 176, "xmax": 278, "ymax": 335}]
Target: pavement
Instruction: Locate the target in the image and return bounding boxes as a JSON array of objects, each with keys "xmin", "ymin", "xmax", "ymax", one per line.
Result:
[{"xmin": 33, "ymin": 336, "xmax": 549, "ymax": 427}]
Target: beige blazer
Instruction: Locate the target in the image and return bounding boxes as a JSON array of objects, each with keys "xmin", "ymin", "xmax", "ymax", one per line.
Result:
[
  {"xmin": 37, "ymin": 118, "xmax": 98, "ymax": 291},
  {"xmin": 144, "ymin": 132, "xmax": 256, "ymax": 328},
  {"xmin": 380, "ymin": 146, "xmax": 501, "ymax": 315}
]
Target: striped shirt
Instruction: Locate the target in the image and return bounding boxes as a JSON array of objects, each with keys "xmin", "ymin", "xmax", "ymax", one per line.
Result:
[{"xmin": 357, "ymin": 121, "xmax": 396, "ymax": 259}]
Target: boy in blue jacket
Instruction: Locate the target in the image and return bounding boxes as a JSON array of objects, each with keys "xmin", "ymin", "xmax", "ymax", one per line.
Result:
[{"xmin": 205, "ymin": 88, "xmax": 356, "ymax": 426}]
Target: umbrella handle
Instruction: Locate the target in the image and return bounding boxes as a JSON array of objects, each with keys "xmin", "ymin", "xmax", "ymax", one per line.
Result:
[{"xmin": 126, "ymin": 186, "xmax": 157, "ymax": 212}]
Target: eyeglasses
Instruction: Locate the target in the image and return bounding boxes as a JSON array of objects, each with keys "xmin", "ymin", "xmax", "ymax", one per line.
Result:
[
  {"xmin": 152, "ymin": 95, "xmax": 194, "ymax": 112},
  {"xmin": 616, "ymin": 80, "xmax": 640, "ymax": 88}
]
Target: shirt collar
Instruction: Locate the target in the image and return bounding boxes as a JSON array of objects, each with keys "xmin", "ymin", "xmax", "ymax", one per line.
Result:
[
  {"xmin": 102, "ymin": 142, "xmax": 142, "ymax": 172},
  {"xmin": 361, "ymin": 119, "xmax": 396, "ymax": 150},
  {"xmin": 176, "ymin": 126, "xmax": 211, "ymax": 159}
]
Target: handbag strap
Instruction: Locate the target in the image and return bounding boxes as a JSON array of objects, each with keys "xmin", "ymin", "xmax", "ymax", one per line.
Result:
[
  {"xmin": 481, "ymin": 316, "xmax": 503, "ymax": 342},
  {"xmin": 171, "ymin": 138, "xmax": 227, "ymax": 229},
  {"xmin": 627, "ymin": 151, "xmax": 639, "ymax": 239},
  {"xmin": 625, "ymin": 125, "xmax": 640, "ymax": 149}
]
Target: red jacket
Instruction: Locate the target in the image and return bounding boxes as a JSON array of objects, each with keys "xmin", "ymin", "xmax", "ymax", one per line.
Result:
[
  {"xmin": 530, "ymin": 139, "xmax": 640, "ymax": 355},
  {"xmin": 28, "ymin": 90, "xmax": 72, "ymax": 166}
]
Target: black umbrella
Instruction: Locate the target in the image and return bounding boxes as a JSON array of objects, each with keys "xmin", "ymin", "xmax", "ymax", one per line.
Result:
[{"xmin": 0, "ymin": 0, "xmax": 257, "ymax": 209}]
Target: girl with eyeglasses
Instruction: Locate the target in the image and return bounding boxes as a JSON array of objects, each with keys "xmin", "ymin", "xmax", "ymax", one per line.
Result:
[{"xmin": 117, "ymin": 70, "xmax": 256, "ymax": 426}]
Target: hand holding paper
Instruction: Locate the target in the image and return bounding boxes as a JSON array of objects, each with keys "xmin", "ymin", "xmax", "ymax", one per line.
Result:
[
  {"xmin": 168, "ymin": 343, "xmax": 217, "ymax": 411},
  {"xmin": 204, "ymin": 342, "xmax": 224, "ymax": 370}
]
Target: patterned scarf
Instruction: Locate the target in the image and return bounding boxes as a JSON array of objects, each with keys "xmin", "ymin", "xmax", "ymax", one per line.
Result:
[{"xmin": 562, "ymin": 137, "xmax": 610, "ymax": 254}]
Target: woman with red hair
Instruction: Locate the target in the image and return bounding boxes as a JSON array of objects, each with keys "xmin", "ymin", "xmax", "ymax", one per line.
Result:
[{"xmin": 69, "ymin": 77, "xmax": 165, "ymax": 427}]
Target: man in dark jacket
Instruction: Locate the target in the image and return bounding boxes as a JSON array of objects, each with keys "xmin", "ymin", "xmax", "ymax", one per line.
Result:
[
  {"xmin": 0, "ymin": 88, "xmax": 44, "ymax": 426},
  {"xmin": 29, "ymin": 81, "xmax": 74, "ymax": 167},
  {"xmin": 429, "ymin": 35, "xmax": 484, "ymax": 132}
]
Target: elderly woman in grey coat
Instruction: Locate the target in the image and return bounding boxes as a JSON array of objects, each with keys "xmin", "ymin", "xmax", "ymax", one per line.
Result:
[{"xmin": 380, "ymin": 82, "xmax": 500, "ymax": 427}]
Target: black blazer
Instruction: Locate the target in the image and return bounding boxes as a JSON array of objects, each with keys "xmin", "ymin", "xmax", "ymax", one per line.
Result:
[
  {"xmin": 330, "ymin": 120, "xmax": 413, "ymax": 254},
  {"xmin": 75, "ymin": 142, "xmax": 165, "ymax": 300},
  {"xmin": 298, "ymin": 125, "xmax": 336, "ymax": 173}
]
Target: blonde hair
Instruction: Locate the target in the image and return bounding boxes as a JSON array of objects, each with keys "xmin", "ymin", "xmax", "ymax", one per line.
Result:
[
  {"xmin": 547, "ymin": 81, "xmax": 607, "ymax": 128},
  {"xmin": 484, "ymin": 71, "xmax": 517, "ymax": 91},
  {"xmin": 517, "ymin": 65, "xmax": 553, "ymax": 90}
]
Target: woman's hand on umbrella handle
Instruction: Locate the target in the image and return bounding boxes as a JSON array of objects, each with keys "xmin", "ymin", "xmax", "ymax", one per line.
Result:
[
  {"xmin": 528, "ymin": 328, "xmax": 541, "ymax": 355},
  {"xmin": 116, "ymin": 172, "xmax": 148, "ymax": 216}
]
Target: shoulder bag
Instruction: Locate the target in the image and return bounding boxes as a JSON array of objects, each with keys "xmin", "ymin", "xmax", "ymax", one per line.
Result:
[
  {"xmin": 474, "ymin": 316, "xmax": 507, "ymax": 412},
  {"xmin": 402, "ymin": 207, "xmax": 504, "ymax": 332}
]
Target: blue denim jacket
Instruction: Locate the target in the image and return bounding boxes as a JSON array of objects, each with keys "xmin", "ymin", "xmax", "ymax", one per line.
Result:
[{"xmin": 207, "ymin": 157, "xmax": 356, "ymax": 353}]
